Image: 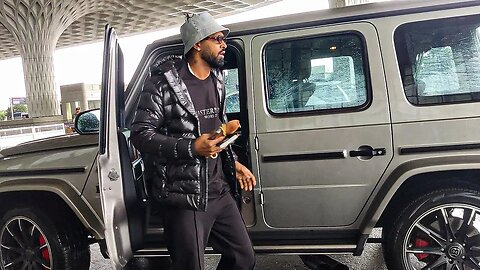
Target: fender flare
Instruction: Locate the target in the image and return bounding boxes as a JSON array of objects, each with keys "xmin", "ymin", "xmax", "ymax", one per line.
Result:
[
  {"xmin": 0, "ymin": 178, "xmax": 104, "ymax": 238},
  {"xmin": 361, "ymin": 155, "xmax": 480, "ymax": 235}
]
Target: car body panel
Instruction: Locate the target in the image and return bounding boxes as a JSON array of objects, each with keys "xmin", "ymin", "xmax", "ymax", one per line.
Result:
[
  {"xmin": 250, "ymin": 22, "xmax": 393, "ymax": 228},
  {"xmin": 0, "ymin": 133, "xmax": 97, "ymax": 158},
  {"xmin": 0, "ymin": 131, "xmax": 104, "ymax": 239},
  {"xmin": 0, "ymin": 139, "xmax": 97, "ymax": 191}
]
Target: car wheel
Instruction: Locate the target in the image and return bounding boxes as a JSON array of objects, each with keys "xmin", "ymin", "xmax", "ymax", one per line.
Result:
[
  {"xmin": 0, "ymin": 206, "xmax": 90, "ymax": 270},
  {"xmin": 384, "ymin": 188, "xmax": 480, "ymax": 270}
]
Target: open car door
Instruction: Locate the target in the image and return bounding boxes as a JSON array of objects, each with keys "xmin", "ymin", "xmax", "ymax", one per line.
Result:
[{"xmin": 97, "ymin": 25, "xmax": 147, "ymax": 269}]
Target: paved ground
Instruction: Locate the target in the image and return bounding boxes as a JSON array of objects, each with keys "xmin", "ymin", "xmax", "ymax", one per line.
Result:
[{"xmin": 90, "ymin": 242, "xmax": 388, "ymax": 270}]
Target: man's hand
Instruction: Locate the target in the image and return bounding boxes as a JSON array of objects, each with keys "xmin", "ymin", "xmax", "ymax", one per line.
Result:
[
  {"xmin": 194, "ymin": 133, "xmax": 225, "ymax": 157},
  {"xmin": 235, "ymin": 161, "xmax": 256, "ymax": 191}
]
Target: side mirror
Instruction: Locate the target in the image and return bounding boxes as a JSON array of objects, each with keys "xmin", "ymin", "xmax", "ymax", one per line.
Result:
[{"xmin": 75, "ymin": 109, "xmax": 101, "ymax": 134}]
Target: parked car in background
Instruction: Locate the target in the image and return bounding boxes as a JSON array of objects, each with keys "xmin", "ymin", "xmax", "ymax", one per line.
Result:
[{"xmin": 1, "ymin": 0, "xmax": 480, "ymax": 269}]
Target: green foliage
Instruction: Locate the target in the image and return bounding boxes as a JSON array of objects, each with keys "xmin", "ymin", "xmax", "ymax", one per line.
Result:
[
  {"xmin": 4, "ymin": 104, "xmax": 28, "ymax": 120},
  {"xmin": 9, "ymin": 104, "xmax": 28, "ymax": 113},
  {"xmin": 0, "ymin": 111, "xmax": 5, "ymax": 121}
]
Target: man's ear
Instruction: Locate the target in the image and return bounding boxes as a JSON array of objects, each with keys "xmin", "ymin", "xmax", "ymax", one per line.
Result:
[{"xmin": 193, "ymin": 42, "xmax": 202, "ymax": 52}]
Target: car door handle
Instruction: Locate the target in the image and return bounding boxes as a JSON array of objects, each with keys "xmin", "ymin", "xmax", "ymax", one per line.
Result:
[{"xmin": 349, "ymin": 146, "xmax": 386, "ymax": 157}]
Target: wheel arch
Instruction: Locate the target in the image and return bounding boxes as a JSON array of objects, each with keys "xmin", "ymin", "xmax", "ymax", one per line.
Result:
[
  {"xmin": 377, "ymin": 169, "xmax": 480, "ymax": 228},
  {"xmin": 0, "ymin": 179, "xmax": 104, "ymax": 239},
  {"xmin": 360, "ymin": 159, "xmax": 480, "ymax": 234}
]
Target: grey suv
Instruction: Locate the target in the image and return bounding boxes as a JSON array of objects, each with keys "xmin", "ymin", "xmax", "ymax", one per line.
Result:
[{"xmin": 1, "ymin": 0, "xmax": 480, "ymax": 269}]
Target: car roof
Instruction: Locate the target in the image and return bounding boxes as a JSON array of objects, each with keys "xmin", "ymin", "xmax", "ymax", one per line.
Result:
[{"xmin": 147, "ymin": 0, "xmax": 480, "ymax": 48}]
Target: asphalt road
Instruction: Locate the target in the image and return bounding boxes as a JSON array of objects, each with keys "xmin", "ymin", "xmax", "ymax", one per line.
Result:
[{"xmin": 90, "ymin": 242, "xmax": 388, "ymax": 270}]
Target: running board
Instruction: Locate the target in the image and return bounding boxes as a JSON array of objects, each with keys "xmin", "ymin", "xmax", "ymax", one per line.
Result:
[
  {"xmin": 134, "ymin": 244, "xmax": 357, "ymax": 257},
  {"xmin": 253, "ymin": 244, "xmax": 356, "ymax": 254}
]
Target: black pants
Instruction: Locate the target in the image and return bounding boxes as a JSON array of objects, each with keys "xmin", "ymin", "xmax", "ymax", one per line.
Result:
[{"xmin": 162, "ymin": 193, "xmax": 255, "ymax": 270}]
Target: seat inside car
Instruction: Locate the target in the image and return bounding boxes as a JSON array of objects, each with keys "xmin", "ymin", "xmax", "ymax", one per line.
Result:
[{"xmin": 291, "ymin": 49, "xmax": 316, "ymax": 109}]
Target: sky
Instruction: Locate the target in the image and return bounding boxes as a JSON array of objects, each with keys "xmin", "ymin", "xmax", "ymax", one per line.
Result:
[{"xmin": 0, "ymin": 0, "xmax": 387, "ymax": 110}]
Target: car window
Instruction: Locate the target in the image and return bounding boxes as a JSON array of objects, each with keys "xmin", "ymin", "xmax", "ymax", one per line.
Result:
[
  {"xmin": 395, "ymin": 15, "xmax": 480, "ymax": 105},
  {"xmin": 264, "ymin": 33, "xmax": 368, "ymax": 114},
  {"xmin": 224, "ymin": 68, "xmax": 240, "ymax": 113}
]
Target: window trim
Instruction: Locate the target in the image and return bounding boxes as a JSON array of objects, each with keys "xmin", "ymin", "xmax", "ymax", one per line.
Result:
[
  {"xmin": 261, "ymin": 30, "xmax": 372, "ymax": 117},
  {"xmin": 221, "ymin": 39, "xmax": 246, "ymax": 116}
]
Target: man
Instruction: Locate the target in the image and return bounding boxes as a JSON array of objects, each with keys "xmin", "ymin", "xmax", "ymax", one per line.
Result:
[
  {"xmin": 130, "ymin": 12, "xmax": 256, "ymax": 270},
  {"xmin": 72, "ymin": 107, "xmax": 80, "ymax": 122}
]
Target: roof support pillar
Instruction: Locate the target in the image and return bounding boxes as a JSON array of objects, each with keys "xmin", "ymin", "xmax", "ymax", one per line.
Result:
[
  {"xmin": 0, "ymin": 0, "xmax": 95, "ymax": 117},
  {"xmin": 19, "ymin": 41, "xmax": 59, "ymax": 117}
]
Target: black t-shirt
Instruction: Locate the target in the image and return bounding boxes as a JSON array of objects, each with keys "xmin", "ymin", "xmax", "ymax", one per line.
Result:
[{"xmin": 180, "ymin": 65, "xmax": 230, "ymax": 198}]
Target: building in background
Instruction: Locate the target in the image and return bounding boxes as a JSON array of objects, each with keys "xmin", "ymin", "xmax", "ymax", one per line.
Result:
[{"xmin": 60, "ymin": 83, "xmax": 101, "ymax": 122}]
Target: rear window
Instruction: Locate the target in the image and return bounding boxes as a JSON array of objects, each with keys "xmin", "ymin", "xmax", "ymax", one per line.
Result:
[{"xmin": 395, "ymin": 15, "xmax": 480, "ymax": 105}]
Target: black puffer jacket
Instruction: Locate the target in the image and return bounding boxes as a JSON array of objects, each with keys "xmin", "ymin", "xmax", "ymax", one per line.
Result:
[{"xmin": 130, "ymin": 55, "xmax": 237, "ymax": 211}]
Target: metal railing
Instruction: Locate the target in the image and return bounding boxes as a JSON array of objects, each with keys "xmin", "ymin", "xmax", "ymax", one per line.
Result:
[{"xmin": 0, "ymin": 123, "xmax": 66, "ymax": 150}]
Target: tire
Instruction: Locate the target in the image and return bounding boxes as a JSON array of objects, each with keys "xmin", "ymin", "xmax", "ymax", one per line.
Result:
[
  {"xmin": 384, "ymin": 188, "xmax": 480, "ymax": 270},
  {"xmin": 0, "ymin": 206, "xmax": 90, "ymax": 270}
]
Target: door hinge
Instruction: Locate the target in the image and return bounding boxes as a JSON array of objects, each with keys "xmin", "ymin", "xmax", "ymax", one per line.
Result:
[
  {"xmin": 254, "ymin": 136, "xmax": 259, "ymax": 151},
  {"xmin": 108, "ymin": 168, "xmax": 120, "ymax": 181},
  {"xmin": 259, "ymin": 191, "xmax": 265, "ymax": 205}
]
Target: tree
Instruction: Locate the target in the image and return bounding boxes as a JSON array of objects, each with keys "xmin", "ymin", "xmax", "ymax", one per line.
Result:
[
  {"xmin": 5, "ymin": 104, "xmax": 28, "ymax": 119},
  {"xmin": 0, "ymin": 111, "xmax": 5, "ymax": 121},
  {"xmin": 8, "ymin": 104, "xmax": 28, "ymax": 113}
]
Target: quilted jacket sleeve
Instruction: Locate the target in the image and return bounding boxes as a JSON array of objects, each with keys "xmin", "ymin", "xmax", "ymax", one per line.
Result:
[{"xmin": 130, "ymin": 73, "xmax": 195, "ymax": 160}]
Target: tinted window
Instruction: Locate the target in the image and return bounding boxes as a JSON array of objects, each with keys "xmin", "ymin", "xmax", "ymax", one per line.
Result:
[
  {"xmin": 224, "ymin": 68, "xmax": 240, "ymax": 113},
  {"xmin": 264, "ymin": 33, "xmax": 368, "ymax": 114},
  {"xmin": 395, "ymin": 16, "xmax": 480, "ymax": 105}
]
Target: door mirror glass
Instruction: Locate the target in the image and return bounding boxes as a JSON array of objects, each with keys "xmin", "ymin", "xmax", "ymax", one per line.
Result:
[{"xmin": 75, "ymin": 109, "xmax": 101, "ymax": 134}]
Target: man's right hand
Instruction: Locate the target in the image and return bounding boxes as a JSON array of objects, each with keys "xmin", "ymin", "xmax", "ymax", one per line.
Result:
[{"xmin": 194, "ymin": 133, "xmax": 225, "ymax": 157}]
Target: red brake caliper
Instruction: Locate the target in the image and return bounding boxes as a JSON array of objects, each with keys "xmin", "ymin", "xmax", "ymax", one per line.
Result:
[
  {"xmin": 414, "ymin": 238, "xmax": 429, "ymax": 260},
  {"xmin": 38, "ymin": 234, "xmax": 50, "ymax": 268}
]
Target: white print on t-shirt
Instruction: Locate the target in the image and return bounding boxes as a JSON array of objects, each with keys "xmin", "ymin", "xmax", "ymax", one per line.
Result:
[{"xmin": 197, "ymin": 107, "xmax": 220, "ymax": 119}]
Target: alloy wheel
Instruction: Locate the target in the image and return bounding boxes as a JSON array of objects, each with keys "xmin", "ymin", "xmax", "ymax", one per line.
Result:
[
  {"xmin": 403, "ymin": 204, "xmax": 480, "ymax": 270},
  {"xmin": 0, "ymin": 217, "xmax": 52, "ymax": 270}
]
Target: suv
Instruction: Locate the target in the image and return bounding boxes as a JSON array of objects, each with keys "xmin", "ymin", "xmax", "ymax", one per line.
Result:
[{"xmin": 1, "ymin": 0, "xmax": 480, "ymax": 269}]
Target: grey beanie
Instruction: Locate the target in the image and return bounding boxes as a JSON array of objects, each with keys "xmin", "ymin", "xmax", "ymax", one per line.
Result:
[{"xmin": 180, "ymin": 12, "xmax": 230, "ymax": 55}]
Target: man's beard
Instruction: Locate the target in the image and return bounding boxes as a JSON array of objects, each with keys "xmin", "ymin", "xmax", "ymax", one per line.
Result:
[{"xmin": 201, "ymin": 50, "xmax": 225, "ymax": 68}]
